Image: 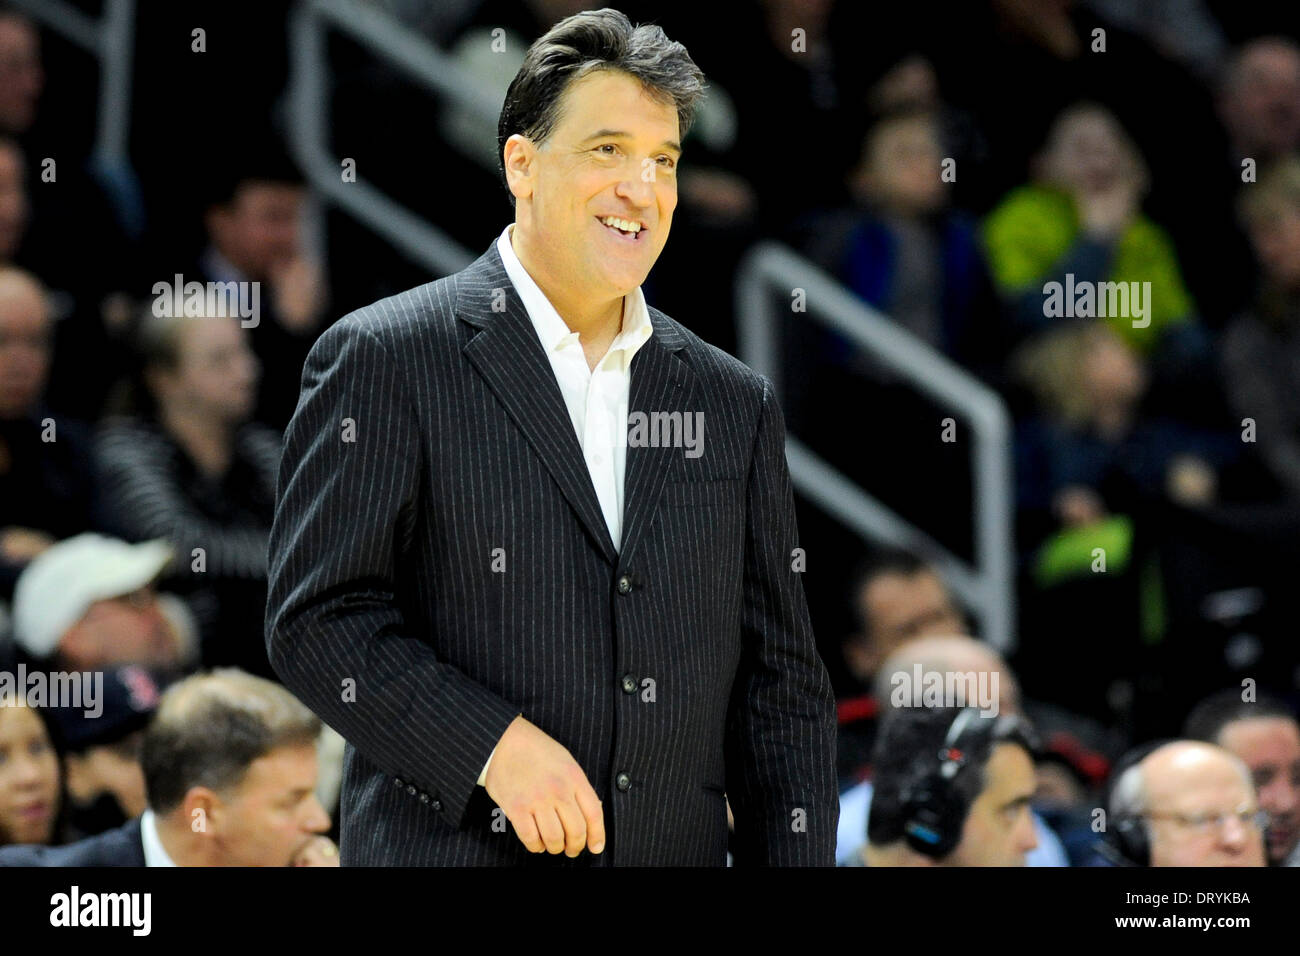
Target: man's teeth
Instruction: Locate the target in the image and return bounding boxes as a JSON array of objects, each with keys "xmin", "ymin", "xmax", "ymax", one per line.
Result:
[{"xmin": 600, "ymin": 216, "xmax": 641, "ymax": 234}]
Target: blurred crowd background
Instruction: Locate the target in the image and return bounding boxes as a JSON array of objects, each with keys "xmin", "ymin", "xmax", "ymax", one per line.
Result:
[{"xmin": 2, "ymin": 0, "xmax": 1300, "ymax": 867}]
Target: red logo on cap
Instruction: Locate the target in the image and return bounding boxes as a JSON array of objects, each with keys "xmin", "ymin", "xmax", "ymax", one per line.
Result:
[{"xmin": 120, "ymin": 666, "xmax": 159, "ymax": 711}]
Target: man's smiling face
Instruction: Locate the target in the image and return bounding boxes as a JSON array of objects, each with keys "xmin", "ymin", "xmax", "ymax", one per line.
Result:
[{"xmin": 506, "ymin": 68, "xmax": 681, "ymax": 300}]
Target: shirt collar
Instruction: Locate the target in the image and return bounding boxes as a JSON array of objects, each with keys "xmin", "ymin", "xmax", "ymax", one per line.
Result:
[
  {"xmin": 496, "ymin": 224, "xmax": 654, "ymax": 370},
  {"xmin": 140, "ymin": 809, "xmax": 178, "ymax": 867}
]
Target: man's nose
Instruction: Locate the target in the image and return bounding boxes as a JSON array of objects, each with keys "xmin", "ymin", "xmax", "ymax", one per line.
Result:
[
  {"xmin": 1269, "ymin": 782, "xmax": 1300, "ymax": 815},
  {"xmin": 1219, "ymin": 814, "xmax": 1251, "ymax": 850},
  {"xmin": 616, "ymin": 170, "xmax": 655, "ymax": 207},
  {"xmin": 1018, "ymin": 817, "xmax": 1039, "ymax": 853},
  {"xmin": 301, "ymin": 795, "xmax": 331, "ymax": 834}
]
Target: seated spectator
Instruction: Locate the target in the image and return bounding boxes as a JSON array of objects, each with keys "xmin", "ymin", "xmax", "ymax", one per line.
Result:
[
  {"xmin": 794, "ymin": 107, "xmax": 1004, "ymax": 374},
  {"xmin": 836, "ymin": 551, "xmax": 968, "ymax": 786},
  {"xmin": 1103, "ymin": 740, "xmax": 1266, "ymax": 866},
  {"xmin": 1010, "ymin": 319, "xmax": 1246, "ymax": 725},
  {"xmin": 0, "ymin": 668, "xmax": 336, "ymax": 866},
  {"xmin": 1221, "ymin": 157, "xmax": 1300, "ymax": 501},
  {"xmin": 841, "ymin": 549, "xmax": 969, "ymax": 690},
  {"xmin": 849, "ymin": 705, "xmax": 1041, "ymax": 867},
  {"xmin": 1014, "ymin": 319, "xmax": 1238, "ymax": 543},
  {"xmin": 42, "ymin": 665, "xmax": 160, "ymax": 842},
  {"xmin": 194, "ymin": 151, "xmax": 329, "ymax": 431},
  {"xmin": 0, "ymin": 695, "xmax": 59, "ymax": 847},
  {"xmin": 0, "ymin": 266, "xmax": 109, "ymax": 600},
  {"xmin": 1217, "ymin": 37, "xmax": 1300, "ymax": 173},
  {"xmin": 0, "ymin": 129, "xmax": 139, "ymax": 421},
  {"xmin": 1172, "ymin": 36, "xmax": 1300, "ymax": 323},
  {"xmin": 97, "ymin": 311, "xmax": 279, "ymax": 678},
  {"xmin": 11, "ymin": 533, "xmax": 195, "ymax": 675},
  {"xmin": 982, "ymin": 101, "xmax": 1212, "ymax": 413},
  {"xmin": 1185, "ymin": 689, "xmax": 1300, "ymax": 867},
  {"xmin": 837, "ymin": 635, "xmax": 1070, "ymax": 867}
]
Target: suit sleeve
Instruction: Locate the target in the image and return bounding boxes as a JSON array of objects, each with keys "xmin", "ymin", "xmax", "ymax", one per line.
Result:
[
  {"xmin": 264, "ymin": 317, "xmax": 521, "ymax": 828},
  {"xmin": 724, "ymin": 376, "xmax": 839, "ymax": 866}
]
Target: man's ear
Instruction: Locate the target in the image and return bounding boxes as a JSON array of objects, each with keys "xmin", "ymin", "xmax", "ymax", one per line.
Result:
[
  {"xmin": 503, "ymin": 133, "xmax": 536, "ymax": 202},
  {"xmin": 182, "ymin": 786, "xmax": 221, "ymax": 838}
]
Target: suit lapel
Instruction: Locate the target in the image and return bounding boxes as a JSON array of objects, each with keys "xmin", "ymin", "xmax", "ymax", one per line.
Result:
[
  {"xmin": 456, "ymin": 242, "xmax": 695, "ymax": 571},
  {"xmin": 618, "ymin": 312, "xmax": 694, "ymax": 569},
  {"xmin": 458, "ymin": 243, "xmax": 619, "ymax": 566}
]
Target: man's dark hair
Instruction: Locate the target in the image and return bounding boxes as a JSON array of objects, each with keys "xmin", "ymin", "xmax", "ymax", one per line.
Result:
[
  {"xmin": 1184, "ymin": 689, "xmax": 1297, "ymax": 745},
  {"xmin": 847, "ymin": 546, "xmax": 937, "ymax": 632},
  {"xmin": 867, "ymin": 705, "xmax": 1039, "ymax": 847},
  {"xmin": 203, "ymin": 144, "xmax": 303, "ymax": 211},
  {"xmin": 496, "ymin": 8, "xmax": 705, "ymax": 207},
  {"xmin": 142, "ymin": 669, "xmax": 321, "ymax": 814}
]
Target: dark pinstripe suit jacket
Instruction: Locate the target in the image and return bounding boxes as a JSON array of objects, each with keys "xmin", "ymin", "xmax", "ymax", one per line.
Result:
[{"xmin": 265, "ymin": 239, "xmax": 838, "ymax": 866}]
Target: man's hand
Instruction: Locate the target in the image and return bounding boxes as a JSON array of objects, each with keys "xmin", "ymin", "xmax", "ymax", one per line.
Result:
[
  {"xmin": 1076, "ymin": 179, "xmax": 1141, "ymax": 239},
  {"xmin": 269, "ymin": 255, "xmax": 327, "ymax": 333},
  {"xmin": 292, "ymin": 836, "xmax": 340, "ymax": 867},
  {"xmin": 484, "ymin": 715, "xmax": 605, "ymax": 857}
]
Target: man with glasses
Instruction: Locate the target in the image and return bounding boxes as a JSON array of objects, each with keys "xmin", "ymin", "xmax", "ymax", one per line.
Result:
[{"xmin": 1108, "ymin": 740, "xmax": 1266, "ymax": 867}]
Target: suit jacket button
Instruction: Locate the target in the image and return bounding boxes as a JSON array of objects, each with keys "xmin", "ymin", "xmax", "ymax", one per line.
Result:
[
  {"xmin": 432, "ymin": 799, "xmax": 442, "ymax": 811},
  {"xmin": 617, "ymin": 574, "xmax": 633, "ymax": 595},
  {"xmin": 419, "ymin": 793, "xmax": 430, "ymax": 804},
  {"xmin": 407, "ymin": 785, "xmax": 417, "ymax": 796},
  {"xmin": 394, "ymin": 777, "xmax": 405, "ymax": 787},
  {"xmin": 620, "ymin": 673, "xmax": 637, "ymax": 694},
  {"xmin": 615, "ymin": 772, "xmax": 632, "ymax": 792}
]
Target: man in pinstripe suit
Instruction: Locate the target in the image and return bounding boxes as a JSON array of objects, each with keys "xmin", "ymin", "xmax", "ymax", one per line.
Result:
[{"xmin": 265, "ymin": 8, "xmax": 837, "ymax": 866}]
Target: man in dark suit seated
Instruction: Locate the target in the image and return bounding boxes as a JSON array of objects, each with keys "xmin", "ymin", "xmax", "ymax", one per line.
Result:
[
  {"xmin": 265, "ymin": 8, "xmax": 839, "ymax": 866},
  {"xmin": 0, "ymin": 669, "xmax": 338, "ymax": 866}
]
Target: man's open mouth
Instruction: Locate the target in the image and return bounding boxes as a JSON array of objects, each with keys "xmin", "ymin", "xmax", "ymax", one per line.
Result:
[{"xmin": 597, "ymin": 215, "xmax": 646, "ymax": 240}]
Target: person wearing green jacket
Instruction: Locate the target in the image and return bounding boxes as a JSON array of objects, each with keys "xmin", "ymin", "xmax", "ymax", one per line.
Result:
[{"xmin": 982, "ymin": 102, "xmax": 1197, "ymax": 355}]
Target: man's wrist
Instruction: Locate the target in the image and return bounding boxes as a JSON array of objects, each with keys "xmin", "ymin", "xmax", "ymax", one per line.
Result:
[{"xmin": 477, "ymin": 745, "xmax": 497, "ymax": 787}]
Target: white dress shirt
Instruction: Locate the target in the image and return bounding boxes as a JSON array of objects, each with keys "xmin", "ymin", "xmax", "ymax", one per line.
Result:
[
  {"xmin": 140, "ymin": 809, "xmax": 178, "ymax": 867},
  {"xmin": 476, "ymin": 223, "xmax": 655, "ymax": 787},
  {"xmin": 496, "ymin": 222, "xmax": 653, "ymax": 551}
]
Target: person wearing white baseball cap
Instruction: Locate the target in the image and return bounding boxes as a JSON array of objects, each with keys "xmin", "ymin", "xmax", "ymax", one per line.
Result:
[{"xmin": 11, "ymin": 533, "xmax": 194, "ymax": 672}]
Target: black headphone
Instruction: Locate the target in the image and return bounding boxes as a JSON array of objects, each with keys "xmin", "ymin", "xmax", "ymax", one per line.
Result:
[
  {"xmin": 900, "ymin": 708, "xmax": 985, "ymax": 858},
  {"xmin": 1099, "ymin": 739, "xmax": 1178, "ymax": 867}
]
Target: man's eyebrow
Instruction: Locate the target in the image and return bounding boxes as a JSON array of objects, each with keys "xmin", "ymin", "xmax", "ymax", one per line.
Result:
[
  {"xmin": 581, "ymin": 129, "xmax": 682, "ymax": 154},
  {"xmin": 1000, "ymin": 793, "xmax": 1033, "ymax": 812}
]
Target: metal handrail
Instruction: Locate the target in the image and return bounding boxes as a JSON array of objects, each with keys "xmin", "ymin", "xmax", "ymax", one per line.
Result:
[
  {"xmin": 289, "ymin": 0, "xmax": 479, "ymax": 276},
  {"xmin": 737, "ymin": 241, "xmax": 1016, "ymax": 652}
]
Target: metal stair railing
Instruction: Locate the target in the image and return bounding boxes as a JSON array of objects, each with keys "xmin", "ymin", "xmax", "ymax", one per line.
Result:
[
  {"xmin": 736, "ymin": 241, "xmax": 1017, "ymax": 652},
  {"xmin": 289, "ymin": 0, "xmax": 484, "ymax": 276}
]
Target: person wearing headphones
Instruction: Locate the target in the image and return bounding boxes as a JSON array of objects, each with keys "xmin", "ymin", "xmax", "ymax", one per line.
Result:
[
  {"xmin": 1100, "ymin": 740, "xmax": 1266, "ymax": 867},
  {"xmin": 853, "ymin": 705, "xmax": 1040, "ymax": 866}
]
